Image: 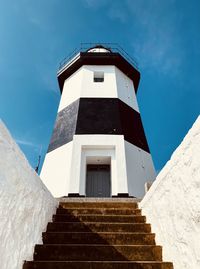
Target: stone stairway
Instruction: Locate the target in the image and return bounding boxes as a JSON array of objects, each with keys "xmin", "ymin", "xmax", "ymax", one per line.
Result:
[{"xmin": 23, "ymin": 199, "xmax": 173, "ymax": 269}]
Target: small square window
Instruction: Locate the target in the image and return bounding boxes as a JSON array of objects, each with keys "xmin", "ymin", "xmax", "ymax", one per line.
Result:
[{"xmin": 94, "ymin": 71, "xmax": 104, "ymax": 82}]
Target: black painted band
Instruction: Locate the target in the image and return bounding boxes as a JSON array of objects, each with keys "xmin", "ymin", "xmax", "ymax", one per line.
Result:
[
  {"xmin": 112, "ymin": 193, "xmax": 135, "ymax": 198},
  {"xmin": 68, "ymin": 193, "xmax": 86, "ymax": 197},
  {"xmin": 47, "ymin": 98, "xmax": 150, "ymax": 153},
  {"xmin": 47, "ymin": 99, "xmax": 79, "ymax": 152}
]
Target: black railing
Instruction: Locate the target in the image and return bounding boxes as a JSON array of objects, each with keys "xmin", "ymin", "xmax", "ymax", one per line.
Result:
[{"xmin": 58, "ymin": 43, "xmax": 139, "ymax": 73}]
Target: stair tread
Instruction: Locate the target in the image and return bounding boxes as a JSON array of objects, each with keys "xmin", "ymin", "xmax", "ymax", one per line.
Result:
[
  {"xmin": 59, "ymin": 203, "xmax": 138, "ymax": 209},
  {"xmin": 53, "ymin": 215, "xmax": 146, "ymax": 223},
  {"xmin": 42, "ymin": 231, "xmax": 156, "ymax": 245},
  {"xmin": 49, "ymin": 221, "xmax": 148, "ymax": 224},
  {"xmin": 43, "ymin": 231, "xmax": 155, "ymax": 232},
  {"xmin": 54, "ymin": 214, "xmax": 143, "ymax": 217},
  {"xmin": 26, "ymin": 260, "xmax": 171, "ymax": 264},
  {"xmin": 56, "ymin": 208, "xmax": 142, "ymax": 216},
  {"xmin": 47, "ymin": 222, "xmax": 151, "ymax": 232},
  {"xmin": 58, "ymin": 207, "xmax": 139, "ymax": 209},
  {"xmin": 34, "ymin": 244, "xmax": 162, "ymax": 261},
  {"xmin": 57, "ymin": 208, "xmax": 141, "ymax": 212},
  {"xmin": 24, "ymin": 260, "xmax": 173, "ymax": 269},
  {"xmin": 37, "ymin": 244, "xmax": 159, "ymax": 247}
]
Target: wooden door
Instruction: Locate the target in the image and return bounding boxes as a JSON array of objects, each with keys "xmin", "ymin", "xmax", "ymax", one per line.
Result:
[{"xmin": 86, "ymin": 165, "xmax": 111, "ymax": 197}]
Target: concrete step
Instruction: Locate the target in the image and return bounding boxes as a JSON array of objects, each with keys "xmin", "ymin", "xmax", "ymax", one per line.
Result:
[
  {"xmin": 59, "ymin": 202, "xmax": 138, "ymax": 209},
  {"xmin": 56, "ymin": 208, "xmax": 142, "ymax": 216},
  {"xmin": 23, "ymin": 261, "xmax": 174, "ymax": 269},
  {"xmin": 34, "ymin": 244, "xmax": 162, "ymax": 261},
  {"xmin": 53, "ymin": 214, "xmax": 146, "ymax": 223},
  {"xmin": 47, "ymin": 222, "xmax": 151, "ymax": 233},
  {"xmin": 22, "ymin": 201, "xmax": 173, "ymax": 269},
  {"xmin": 42, "ymin": 232, "xmax": 155, "ymax": 245}
]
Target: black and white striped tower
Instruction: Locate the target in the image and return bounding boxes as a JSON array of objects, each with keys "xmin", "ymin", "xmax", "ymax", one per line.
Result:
[{"xmin": 41, "ymin": 44, "xmax": 156, "ymax": 198}]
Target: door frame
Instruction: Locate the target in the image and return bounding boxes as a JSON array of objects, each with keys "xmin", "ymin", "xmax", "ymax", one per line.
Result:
[{"xmin": 79, "ymin": 147, "xmax": 115, "ymax": 196}]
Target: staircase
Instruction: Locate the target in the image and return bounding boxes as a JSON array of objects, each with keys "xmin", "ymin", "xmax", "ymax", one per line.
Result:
[{"xmin": 23, "ymin": 199, "xmax": 173, "ymax": 269}]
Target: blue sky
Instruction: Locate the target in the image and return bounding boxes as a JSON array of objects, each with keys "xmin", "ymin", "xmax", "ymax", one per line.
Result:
[{"xmin": 0, "ymin": 0, "xmax": 199, "ymax": 173}]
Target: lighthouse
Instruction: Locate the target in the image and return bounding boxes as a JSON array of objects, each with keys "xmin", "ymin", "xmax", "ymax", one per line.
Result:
[{"xmin": 40, "ymin": 44, "xmax": 156, "ymax": 198}]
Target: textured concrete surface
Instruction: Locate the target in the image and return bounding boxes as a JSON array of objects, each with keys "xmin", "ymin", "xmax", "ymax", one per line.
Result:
[
  {"xmin": 0, "ymin": 120, "xmax": 58, "ymax": 269},
  {"xmin": 58, "ymin": 197, "xmax": 141, "ymax": 202},
  {"xmin": 140, "ymin": 116, "xmax": 200, "ymax": 269}
]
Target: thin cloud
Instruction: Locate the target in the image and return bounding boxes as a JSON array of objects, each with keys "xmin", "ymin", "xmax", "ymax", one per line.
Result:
[
  {"xmin": 41, "ymin": 73, "xmax": 60, "ymax": 95},
  {"xmin": 15, "ymin": 138, "xmax": 40, "ymax": 149},
  {"xmin": 85, "ymin": 0, "xmax": 184, "ymax": 75},
  {"xmin": 125, "ymin": 0, "xmax": 183, "ymax": 75}
]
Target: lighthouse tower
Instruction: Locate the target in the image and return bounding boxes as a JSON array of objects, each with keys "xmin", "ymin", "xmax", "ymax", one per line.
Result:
[{"xmin": 40, "ymin": 44, "xmax": 156, "ymax": 198}]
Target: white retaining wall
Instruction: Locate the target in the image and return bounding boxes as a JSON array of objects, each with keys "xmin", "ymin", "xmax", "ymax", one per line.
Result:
[
  {"xmin": 0, "ymin": 120, "xmax": 58, "ymax": 269},
  {"xmin": 140, "ymin": 116, "xmax": 200, "ymax": 269}
]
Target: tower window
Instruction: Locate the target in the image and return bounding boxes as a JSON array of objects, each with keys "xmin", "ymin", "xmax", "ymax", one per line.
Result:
[{"xmin": 94, "ymin": 71, "xmax": 104, "ymax": 82}]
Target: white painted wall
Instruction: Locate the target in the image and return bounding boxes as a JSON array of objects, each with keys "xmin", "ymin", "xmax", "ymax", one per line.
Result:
[
  {"xmin": 69, "ymin": 135, "xmax": 128, "ymax": 196},
  {"xmin": 41, "ymin": 135, "xmax": 155, "ymax": 198},
  {"xmin": 115, "ymin": 67, "xmax": 139, "ymax": 112},
  {"xmin": 58, "ymin": 65, "xmax": 139, "ymax": 111},
  {"xmin": 140, "ymin": 116, "xmax": 200, "ymax": 269},
  {"xmin": 40, "ymin": 141, "xmax": 73, "ymax": 197},
  {"xmin": 125, "ymin": 141, "xmax": 156, "ymax": 198},
  {"xmin": 0, "ymin": 120, "xmax": 57, "ymax": 269},
  {"xmin": 81, "ymin": 65, "xmax": 118, "ymax": 98},
  {"xmin": 58, "ymin": 68, "xmax": 83, "ymax": 112}
]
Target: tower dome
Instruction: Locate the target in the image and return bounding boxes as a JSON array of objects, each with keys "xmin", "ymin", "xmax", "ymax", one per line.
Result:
[{"xmin": 87, "ymin": 45, "xmax": 111, "ymax": 53}]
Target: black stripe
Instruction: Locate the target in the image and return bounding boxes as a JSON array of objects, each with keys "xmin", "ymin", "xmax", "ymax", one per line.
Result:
[
  {"xmin": 47, "ymin": 98, "xmax": 150, "ymax": 153},
  {"xmin": 47, "ymin": 99, "xmax": 79, "ymax": 152}
]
